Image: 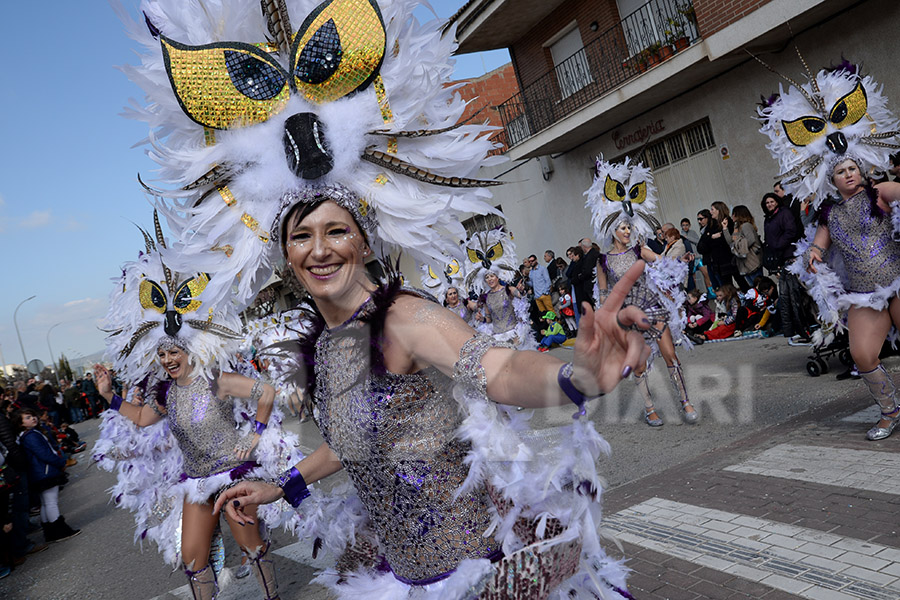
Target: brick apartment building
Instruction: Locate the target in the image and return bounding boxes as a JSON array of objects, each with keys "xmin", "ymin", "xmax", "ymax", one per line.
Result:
[{"xmin": 437, "ymin": 0, "xmax": 900, "ymax": 269}]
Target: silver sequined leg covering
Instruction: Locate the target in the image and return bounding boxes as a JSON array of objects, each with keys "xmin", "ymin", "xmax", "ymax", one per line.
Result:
[
  {"xmin": 634, "ymin": 371, "xmax": 653, "ymax": 409},
  {"xmin": 248, "ymin": 542, "xmax": 279, "ymax": 600},
  {"xmin": 668, "ymin": 363, "xmax": 698, "ymax": 424},
  {"xmin": 860, "ymin": 364, "xmax": 900, "ymax": 441},
  {"xmin": 184, "ymin": 563, "xmax": 217, "ymax": 600}
]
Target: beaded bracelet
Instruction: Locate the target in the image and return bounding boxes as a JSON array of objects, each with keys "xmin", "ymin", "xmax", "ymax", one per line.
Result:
[
  {"xmin": 253, "ymin": 420, "xmax": 267, "ymax": 435},
  {"xmin": 277, "ymin": 467, "xmax": 310, "ymax": 507},
  {"xmin": 250, "ymin": 379, "xmax": 264, "ymax": 402},
  {"xmin": 110, "ymin": 394, "xmax": 124, "ymax": 413},
  {"xmin": 810, "ymin": 243, "xmax": 826, "ymax": 254}
]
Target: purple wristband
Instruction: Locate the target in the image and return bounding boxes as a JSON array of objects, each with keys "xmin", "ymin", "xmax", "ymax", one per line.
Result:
[
  {"xmin": 253, "ymin": 420, "xmax": 267, "ymax": 435},
  {"xmin": 110, "ymin": 394, "xmax": 124, "ymax": 413},
  {"xmin": 558, "ymin": 363, "xmax": 596, "ymax": 419},
  {"xmin": 278, "ymin": 467, "xmax": 310, "ymax": 508}
]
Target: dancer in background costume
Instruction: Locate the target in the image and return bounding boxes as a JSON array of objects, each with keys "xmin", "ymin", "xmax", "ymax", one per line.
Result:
[
  {"xmin": 586, "ymin": 156, "xmax": 698, "ymax": 426},
  {"xmin": 759, "ymin": 57, "xmax": 900, "ymax": 440},
  {"xmin": 91, "ymin": 219, "xmax": 302, "ymax": 599}
]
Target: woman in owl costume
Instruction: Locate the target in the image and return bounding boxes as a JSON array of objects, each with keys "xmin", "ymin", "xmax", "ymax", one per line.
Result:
[
  {"xmin": 463, "ymin": 228, "xmax": 538, "ymax": 349},
  {"xmin": 760, "ymin": 59, "xmax": 900, "ymax": 441},
  {"xmin": 585, "ymin": 156, "xmax": 697, "ymax": 426},
  {"xmin": 91, "ymin": 216, "xmax": 303, "ymax": 599},
  {"xmin": 113, "ymin": 0, "xmax": 656, "ymax": 598},
  {"xmin": 419, "ymin": 257, "xmax": 479, "ymax": 325}
]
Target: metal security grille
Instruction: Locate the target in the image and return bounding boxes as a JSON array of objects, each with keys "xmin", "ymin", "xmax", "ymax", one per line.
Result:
[
  {"xmin": 636, "ymin": 119, "xmax": 716, "ymax": 168},
  {"xmin": 462, "ymin": 206, "xmax": 506, "ymax": 238}
]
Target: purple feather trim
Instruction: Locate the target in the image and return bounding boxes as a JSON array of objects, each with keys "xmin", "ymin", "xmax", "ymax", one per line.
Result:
[
  {"xmin": 826, "ymin": 57, "xmax": 858, "ymax": 76},
  {"xmin": 143, "ymin": 11, "xmax": 161, "ymax": 38},
  {"xmin": 229, "ymin": 461, "xmax": 260, "ymax": 481}
]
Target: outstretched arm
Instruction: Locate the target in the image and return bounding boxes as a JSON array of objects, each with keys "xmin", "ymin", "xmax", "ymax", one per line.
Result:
[
  {"xmin": 213, "ymin": 440, "xmax": 342, "ymax": 524},
  {"xmin": 217, "ymin": 372, "xmax": 275, "ymax": 460},
  {"xmin": 93, "ymin": 365, "xmax": 164, "ymax": 427}
]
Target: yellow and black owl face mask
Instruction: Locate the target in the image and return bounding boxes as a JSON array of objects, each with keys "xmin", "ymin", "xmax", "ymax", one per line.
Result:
[{"xmin": 160, "ymin": 0, "xmax": 386, "ymax": 130}]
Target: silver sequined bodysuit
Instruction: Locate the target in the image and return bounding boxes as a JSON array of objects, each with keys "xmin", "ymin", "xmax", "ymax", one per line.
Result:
[
  {"xmin": 603, "ymin": 246, "xmax": 668, "ymax": 334},
  {"xmin": 165, "ymin": 377, "xmax": 243, "ymax": 478},
  {"xmin": 313, "ymin": 295, "xmax": 497, "ymax": 584},
  {"xmin": 826, "ymin": 190, "xmax": 900, "ymax": 294},
  {"xmin": 483, "ymin": 289, "xmax": 517, "ymax": 335}
]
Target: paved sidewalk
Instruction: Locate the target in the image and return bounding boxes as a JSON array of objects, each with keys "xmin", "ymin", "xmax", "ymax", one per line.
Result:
[{"xmin": 602, "ymin": 378, "xmax": 900, "ymax": 599}]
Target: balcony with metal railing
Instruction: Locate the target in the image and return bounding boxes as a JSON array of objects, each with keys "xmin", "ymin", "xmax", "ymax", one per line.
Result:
[{"xmin": 498, "ymin": 0, "xmax": 700, "ymax": 152}]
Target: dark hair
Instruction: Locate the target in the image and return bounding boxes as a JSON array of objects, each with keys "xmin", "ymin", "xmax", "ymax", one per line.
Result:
[
  {"xmin": 761, "ymin": 192, "xmax": 782, "ymax": 217},
  {"xmin": 279, "ymin": 199, "xmax": 369, "ymax": 255},
  {"xmin": 528, "ymin": 254, "xmax": 537, "ymax": 262},
  {"xmin": 569, "ymin": 245, "xmax": 584, "ymax": 259},
  {"xmin": 12, "ymin": 408, "xmax": 39, "ymax": 431},
  {"xmin": 891, "ymin": 153, "xmax": 900, "ymax": 168},
  {"xmin": 754, "ymin": 276, "xmax": 777, "ymax": 295},
  {"xmin": 732, "ymin": 205, "xmax": 757, "ymax": 232},
  {"xmin": 697, "ymin": 209, "xmax": 719, "ymax": 232},
  {"xmin": 680, "ymin": 218, "xmax": 690, "ymax": 226}
]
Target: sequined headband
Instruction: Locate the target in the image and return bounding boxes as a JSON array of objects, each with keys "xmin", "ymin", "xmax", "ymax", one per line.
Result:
[
  {"xmin": 275, "ymin": 184, "xmax": 378, "ymax": 244},
  {"xmin": 826, "ymin": 153, "xmax": 866, "ymax": 176},
  {"xmin": 156, "ymin": 336, "xmax": 190, "ymax": 353}
]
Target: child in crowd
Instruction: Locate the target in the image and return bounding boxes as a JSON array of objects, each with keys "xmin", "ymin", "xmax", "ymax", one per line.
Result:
[
  {"xmin": 684, "ymin": 289, "xmax": 715, "ymax": 345},
  {"xmin": 704, "ymin": 284, "xmax": 740, "ymax": 340},
  {"xmin": 538, "ymin": 311, "xmax": 567, "ymax": 352},
  {"xmin": 555, "ymin": 282, "xmax": 577, "ymax": 336},
  {"xmin": 58, "ymin": 423, "xmax": 87, "ymax": 455},
  {"xmin": 736, "ymin": 276, "xmax": 778, "ymax": 336},
  {"xmin": 14, "ymin": 409, "xmax": 80, "ymax": 543}
]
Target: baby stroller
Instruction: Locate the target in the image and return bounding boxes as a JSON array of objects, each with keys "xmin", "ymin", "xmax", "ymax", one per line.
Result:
[{"xmin": 805, "ymin": 330, "xmax": 851, "ymax": 376}]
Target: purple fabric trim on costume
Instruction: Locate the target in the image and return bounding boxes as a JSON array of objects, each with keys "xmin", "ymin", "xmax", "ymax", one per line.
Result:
[
  {"xmin": 818, "ymin": 202, "xmax": 834, "ymax": 226},
  {"xmin": 253, "ymin": 420, "xmax": 267, "ymax": 435},
  {"xmin": 229, "ymin": 461, "xmax": 260, "ymax": 481},
  {"xmin": 632, "ymin": 244, "xmax": 642, "ymax": 258},
  {"xmin": 389, "ymin": 548, "xmax": 504, "ymax": 586},
  {"xmin": 155, "ymin": 379, "xmax": 171, "ymax": 408},
  {"xmin": 110, "ymin": 394, "xmax": 124, "ymax": 413},
  {"xmin": 599, "ymin": 254, "xmax": 609, "ymax": 276}
]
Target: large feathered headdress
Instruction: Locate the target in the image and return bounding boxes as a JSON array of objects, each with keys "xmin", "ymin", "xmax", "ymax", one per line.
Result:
[
  {"xmin": 101, "ymin": 213, "xmax": 243, "ymax": 382},
  {"xmin": 116, "ymin": 0, "xmax": 502, "ymax": 312},
  {"xmin": 417, "ymin": 256, "xmax": 463, "ymax": 303},
  {"xmin": 584, "ymin": 155, "xmax": 660, "ymax": 251},
  {"xmin": 758, "ymin": 58, "xmax": 900, "ymax": 208},
  {"xmin": 463, "ymin": 228, "xmax": 518, "ymax": 295}
]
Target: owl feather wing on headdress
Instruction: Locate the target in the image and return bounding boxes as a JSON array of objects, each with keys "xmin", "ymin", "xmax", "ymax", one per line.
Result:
[
  {"xmin": 417, "ymin": 256, "xmax": 463, "ymax": 302},
  {"xmin": 101, "ymin": 213, "xmax": 243, "ymax": 383},
  {"xmin": 585, "ymin": 155, "xmax": 660, "ymax": 250},
  {"xmin": 116, "ymin": 0, "xmax": 503, "ymax": 312},
  {"xmin": 463, "ymin": 229, "xmax": 518, "ymax": 295},
  {"xmin": 758, "ymin": 60, "xmax": 900, "ymax": 208}
]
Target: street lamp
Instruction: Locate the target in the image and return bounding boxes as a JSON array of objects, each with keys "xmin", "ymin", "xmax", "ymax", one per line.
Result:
[
  {"xmin": 14, "ymin": 295, "xmax": 36, "ymax": 367},
  {"xmin": 47, "ymin": 322, "xmax": 64, "ymax": 387}
]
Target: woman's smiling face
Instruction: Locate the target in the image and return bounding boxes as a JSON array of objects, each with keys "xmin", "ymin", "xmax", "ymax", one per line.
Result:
[{"xmin": 284, "ymin": 201, "xmax": 370, "ymax": 305}]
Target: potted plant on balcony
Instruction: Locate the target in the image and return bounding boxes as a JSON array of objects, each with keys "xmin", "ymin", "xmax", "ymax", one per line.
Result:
[
  {"xmin": 642, "ymin": 41, "xmax": 663, "ymax": 69},
  {"xmin": 664, "ymin": 14, "xmax": 690, "ymax": 52}
]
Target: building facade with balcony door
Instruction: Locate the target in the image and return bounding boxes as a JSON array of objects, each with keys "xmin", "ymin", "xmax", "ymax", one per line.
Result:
[{"xmin": 428, "ymin": 0, "xmax": 900, "ymax": 291}]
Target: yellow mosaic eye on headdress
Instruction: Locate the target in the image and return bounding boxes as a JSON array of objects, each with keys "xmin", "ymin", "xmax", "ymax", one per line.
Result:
[
  {"xmin": 781, "ymin": 115, "xmax": 827, "ymax": 147},
  {"xmin": 427, "ymin": 265, "xmax": 439, "ymax": 280},
  {"xmin": 161, "ymin": 37, "xmax": 290, "ymax": 129},
  {"xmin": 139, "ymin": 279, "xmax": 167, "ymax": 314},
  {"xmin": 485, "ymin": 242, "xmax": 504, "ymax": 261},
  {"xmin": 829, "ymin": 81, "xmax": 868, "ymax": 127},
  {"xmin": 290, "ymin": 0, "xmax": 386, "ymax": 105},
  {"xmin": 466, "ymin": 247, "xmax": 481, "ymax": 264},
  {"xmin": 172, "ymin": 274, "xmax": 210, "ymax": 315},
  {"xmin": 629, "ymin": 181, "xmax": 648, "ymax": 204},
  {"xmin": 446, "ymin": 259, "xmax": 460, "ymax": 276},
  {"xmin": 603, "ymin": 175, "xmax": 627, "ymax": 202}
]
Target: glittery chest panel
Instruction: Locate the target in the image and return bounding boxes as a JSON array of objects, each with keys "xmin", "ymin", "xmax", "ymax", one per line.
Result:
[
  {"xmin": 827, "ymin": 191, "xmax": 900, "ymax": 293},
  {"xmin": 313, "ymin": 310, "xmax": 496, "ymax": 582},
  {"xmin": 605, "ymin": 249, "xmax": 662, "ymax": 314},
  {"xmin": 484, "ymin": 290, "xmax": 517, "ymax": 334},
  {"xmin": 166, "ymin": 377, "xmax": 242, "ymax": 478}
]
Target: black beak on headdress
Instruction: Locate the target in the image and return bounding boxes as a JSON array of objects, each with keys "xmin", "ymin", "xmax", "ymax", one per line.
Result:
[
  {"xmin": 621, "ymin": 200, "xmax": 634, "ymax": 218},
  {"xmin": 826, "ymin": 132, "xmax": 848, "ymax": 155},
  {"xmin": 284, "ymin": 113, "xmax": 334, "ymax": 180},
  {"xmin": 164, "ymin": 311, "xmax": 183, "ymax": 337},
  {"xmin": 481, "ymin": 259, "xmax": 492, "ymax": 270}
]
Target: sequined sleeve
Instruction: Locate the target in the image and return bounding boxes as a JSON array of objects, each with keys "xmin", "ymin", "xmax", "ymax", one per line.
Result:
[{"xmin": 453, "ymin": 334, "xmax": 511, "ymax": 395}]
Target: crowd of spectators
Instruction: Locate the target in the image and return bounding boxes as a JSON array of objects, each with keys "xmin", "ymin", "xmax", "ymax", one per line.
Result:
[{"xmin": 0, "ymin": 374, "xmax": 101, "ymax": 578}]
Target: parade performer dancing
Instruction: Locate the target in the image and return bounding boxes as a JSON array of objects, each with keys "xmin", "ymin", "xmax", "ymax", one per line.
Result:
[
  {"xmin": 464, "ymin": 228, "xmax": 538, "ymax": 349},
  {"xmin": 113, "ymin": 0, "xmax": 655, "ymax": 596},
  {"xmin": 586, "ymin": 157, "xmax": 697, "ymax": 426},
  {"xmin": 215, "ymin": 187, "xmax": 650, "ymax": 599},
  {"xmin": 91, "ymin": 219, "xmax": 301, "ymax": 599},
  {"xmin": 760, "ymin": 58, "xmax": 900, "ymax": 441}
]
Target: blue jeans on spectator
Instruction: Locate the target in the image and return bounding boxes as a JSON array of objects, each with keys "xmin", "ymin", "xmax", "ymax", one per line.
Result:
[
  {"xmin": 742, "ymin": 268, "xmax": 763, "ymax": 290},
  {"xmin": 540, "ymin": 333, "xmax": 566, "ymax": 348},
  {"xmin": 70, "ymin": 406, "xmax": 84, "ymax": 423},
  {"xmin": 571, "ymin": 286, "xmax": 581, "ymax": 328}
]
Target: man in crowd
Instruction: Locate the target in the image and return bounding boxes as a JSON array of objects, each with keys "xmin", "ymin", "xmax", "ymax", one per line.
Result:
[
  {"xmin": 527, "ymin": 254, "xmax": 553, "ymax": 314},
  {"xmin": 544, "ymin": 250, "xmax": 558, "ymax": 282},
  {"xmin": 571, "ymin": 238, "xmax": 599, "ymax": 314}
]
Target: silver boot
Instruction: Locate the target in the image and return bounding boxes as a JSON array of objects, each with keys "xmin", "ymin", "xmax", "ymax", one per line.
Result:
[
  {"xmin": 248, "ymin": 541, "xmax": 280, "ymax": 600},
  {"xmin": 860, "ymin": 364, "xmax": 900, "ymax": 441},
  {"xmin": 635, "ymin": 372, "xmax": 663, "ymax": 427},
  {"xmin": 669, "ymin": 363, "xmax": 698, "ymax": 424},
  {"xmin": 184, "ymin": 563, "xmax": 217, "ymax": 600}
]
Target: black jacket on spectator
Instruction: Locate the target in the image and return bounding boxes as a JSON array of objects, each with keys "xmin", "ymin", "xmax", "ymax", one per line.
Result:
[
  {"xmin": 764, "ymin": 206, "xmax": 798, "ymax": 263},
  {"xmin": 0, "ymin": 414, "xmax": 27, "ymax": 473},
  {"xmin": 697, "ymin": 228, "xmax": 737, "ymax": 278},
  {"xmin": 571, "ymin": 248, "xmax": 599, "ymax": 311}
]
